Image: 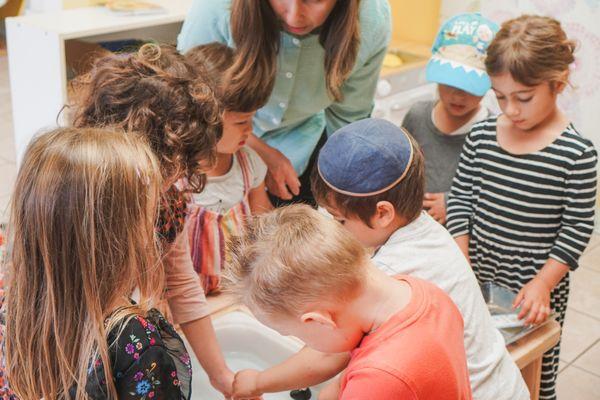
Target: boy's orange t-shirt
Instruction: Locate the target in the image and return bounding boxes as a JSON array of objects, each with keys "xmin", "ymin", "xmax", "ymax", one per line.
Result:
[{"xmin": 339, "ymin": 275, "xmax": 472, "ymax": 400}]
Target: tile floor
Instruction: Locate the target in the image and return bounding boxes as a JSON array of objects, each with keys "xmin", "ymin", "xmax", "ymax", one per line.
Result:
[{"xmin": 1, "ymin": 43, "xmax": 600, "ymax": 398}]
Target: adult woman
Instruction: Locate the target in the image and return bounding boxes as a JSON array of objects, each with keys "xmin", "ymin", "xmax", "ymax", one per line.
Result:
[{"xmin": 178, "ymin": 0, "xmax": 391, "ymax": 203}]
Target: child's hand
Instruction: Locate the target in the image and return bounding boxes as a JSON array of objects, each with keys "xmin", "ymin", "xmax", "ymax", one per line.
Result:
[
  {"xmin": 513, "ymin": 277, "xmax": 552, "ymax": 326},
  {"xmin": 423, "ymin": 192, "xmax": 447, "ymax": 224},
  {"xmin": 232, "ymin": 369, "xmax": 263, "ymax": 399}
]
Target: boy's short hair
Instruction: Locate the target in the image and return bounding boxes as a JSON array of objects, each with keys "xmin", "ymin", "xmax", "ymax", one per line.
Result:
[
  {"xmin": 185, "ymin": 42, "xmax": 270, "ymax": 112},
  {"xmin": 225, "ymin": 205, "xmax": 368, "ymax": 316},
  {"xmin": 311, "ymin": 127, "xmax": 425, "ymax": 227}
]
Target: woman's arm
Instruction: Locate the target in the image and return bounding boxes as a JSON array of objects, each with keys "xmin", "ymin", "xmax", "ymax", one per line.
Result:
[
  {"xmin": 177, "ymin": 0, "xmax": 232, "ymax": 52},
  {"xmin": 247, "ymin": 134, "xmax": 300, "ymax": 200}
]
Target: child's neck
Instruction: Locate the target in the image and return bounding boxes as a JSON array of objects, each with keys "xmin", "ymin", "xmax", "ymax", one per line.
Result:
[
  {"xmin": 433, "ymin": 101, "xmax": 481, "ymax": 135},
  {"xmin": 372, "ymin": 214, "xmax": 411, "ymax": 251},
  {"xmin": 348, "ymin": 264, "xmax": 412, "ymax": 334},
  {"xmin": 498, "ymin": 106, "xmax": 568, "ymax": 155},
  {"xmin": 207, "ymin": 153, "xmax": 234, "ymax": 177}
]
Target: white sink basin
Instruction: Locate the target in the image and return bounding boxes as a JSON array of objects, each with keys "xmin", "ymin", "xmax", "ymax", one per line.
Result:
[{"xmin": 187, "ymin": 310, "xmax": 327, "ymax": 399}]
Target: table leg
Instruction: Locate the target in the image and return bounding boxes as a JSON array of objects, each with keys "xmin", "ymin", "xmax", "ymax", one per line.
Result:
[{"xmin": 520, "ymin": 357, "xmax": 542, "ymax": 400}]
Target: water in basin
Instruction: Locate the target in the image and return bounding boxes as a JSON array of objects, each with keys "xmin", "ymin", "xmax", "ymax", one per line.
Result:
[{"xmin": 185, "ymin": 311, "xmax": 327, "ymax": 399}]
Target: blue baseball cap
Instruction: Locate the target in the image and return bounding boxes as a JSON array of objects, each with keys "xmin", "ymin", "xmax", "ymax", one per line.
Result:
[
  {"xmin": 317, "ymin": 118, "xmax": 414, "ymax": 197},
  {"xmin": 426, "ymin": 13, "xmax": 499, "ymax": 96}
]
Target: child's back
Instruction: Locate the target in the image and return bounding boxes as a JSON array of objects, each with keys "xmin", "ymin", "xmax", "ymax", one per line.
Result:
[
  {"xmin": 373, "ymin": 211, "xmax": 529, "ymax": 399},
  {"xmin": 4, "ymin": 128, "xmax": 191, "ymax": 400},
  {"xmin": 342, "ymin": 274, "xmax": 471, "ymax": 400}
]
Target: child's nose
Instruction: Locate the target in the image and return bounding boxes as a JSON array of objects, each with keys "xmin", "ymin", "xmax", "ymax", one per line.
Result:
[{"xmin": 505, "ymin": 101, "xmax": 520, "ymax": 116}]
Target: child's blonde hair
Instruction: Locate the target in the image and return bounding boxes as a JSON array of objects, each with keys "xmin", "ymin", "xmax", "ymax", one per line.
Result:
[
  {"xmin": 226, "ymin": 205, "xmax": 367, "ymax": 316},
  {"xmin": 6, "ymin": 127, "xmax": 163, "ymax": 400},
  {"xmin": 485, "ymin": 15, "xmax": 576, "ymax": 87}
]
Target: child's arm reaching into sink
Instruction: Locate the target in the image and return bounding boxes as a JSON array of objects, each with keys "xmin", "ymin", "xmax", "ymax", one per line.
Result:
[{"xmin": 232, "ymin": 346, "xmax": 350, "ymax": 398}]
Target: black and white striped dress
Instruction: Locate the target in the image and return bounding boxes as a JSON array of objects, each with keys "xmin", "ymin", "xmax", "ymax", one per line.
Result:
[{"xmin": 446, "ymin": 116, "xmax": 597, "ymax": 400}]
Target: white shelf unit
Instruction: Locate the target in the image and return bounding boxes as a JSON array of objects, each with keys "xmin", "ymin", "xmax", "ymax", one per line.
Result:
[{"xmin": 6, "ymin": 0, "xmax": 192, "ymax": 162}]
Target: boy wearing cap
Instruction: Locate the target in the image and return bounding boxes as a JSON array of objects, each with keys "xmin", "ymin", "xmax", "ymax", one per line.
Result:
[
  {"xmin": 227, "ymin": 205, "xmax": 472, "ymax": 400},
  {"xmin": 403, "ymin": 13, "xmax": 499, "ymax": 225},
  {"xmin": 232, "ymin": 118, "xmax": 529, "ymax": 400}
]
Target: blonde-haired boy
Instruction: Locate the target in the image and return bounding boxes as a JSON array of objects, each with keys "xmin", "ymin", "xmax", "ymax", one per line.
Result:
[{"xmin": 226, "ymin": 204, "xmax": 472, "ymax": 400}]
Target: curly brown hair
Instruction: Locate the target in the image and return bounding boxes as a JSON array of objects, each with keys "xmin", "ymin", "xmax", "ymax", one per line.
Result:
[{"xmin": 71, "ymin": 43, "xmax": 223, "ymax": 192}]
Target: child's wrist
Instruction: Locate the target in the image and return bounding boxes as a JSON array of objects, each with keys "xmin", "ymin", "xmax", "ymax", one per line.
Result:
[
  {"xmin": 255, "ymin": 371, "xmax": 266, "ymax": 394},
  {"xmin": 534, "ymin": 275, "xmax": 553, "ymax": 292}
]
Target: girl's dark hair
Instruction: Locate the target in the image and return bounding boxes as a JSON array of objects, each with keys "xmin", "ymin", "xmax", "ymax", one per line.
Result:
[
  {"xmin": 72, "ymin": 43, "xmax": 222, "ymax": 192},
  {"xmin": 185, "ymin": 42, "xmax": 270, "ymax": 112},
  {"xmin": 485, "ymin": 15, "xmax": 576, "ymax": 87},
  {"xmin": 229, "ymin": 0, "xmax": 361, "ymax": 102}
]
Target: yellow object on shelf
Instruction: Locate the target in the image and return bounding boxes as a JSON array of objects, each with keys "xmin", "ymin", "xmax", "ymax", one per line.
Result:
[{"xmin": 383, "ymin": 53, "xmax": 404, "ymax": 68}]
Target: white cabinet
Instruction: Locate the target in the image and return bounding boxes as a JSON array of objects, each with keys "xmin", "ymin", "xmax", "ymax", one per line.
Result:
[{"xmin": 6, "ymin": 0, "xmax": 192, "ymax": 162}]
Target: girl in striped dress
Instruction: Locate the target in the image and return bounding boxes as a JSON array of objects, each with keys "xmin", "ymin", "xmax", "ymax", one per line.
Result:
[
  {"xmin": 184, "ymin": 43, "xmax": 273, "ymax": 294},
  {"xmin": 447, "ymin": 15, "xmax": 597, "ymax": 400}
]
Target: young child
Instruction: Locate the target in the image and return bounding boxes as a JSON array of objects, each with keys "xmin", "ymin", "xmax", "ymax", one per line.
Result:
[
  {"xmin": 447, "ymin": 15, "xmax": 598, "ymax": 400},
  {"xmin": 5, "ymin": 127, "xmax": 191, "ymax": 399},
  {"xmin": 231, "ymin": 118, "xmax": 528, "ymax": 400},
  {"xmin": 72, "ymin": 44, "xmax": 235, "ymax": 396},
  {"xmin": 184, "ymin": 43, "xmax": 273, "ymax": 294},
  {"xmin": 402, "ymin": 13, "xmax": 499, "ymax": 225},
  {"xmin": 226, "ymin": 204, "xmax": 472, "ymax": 400}
]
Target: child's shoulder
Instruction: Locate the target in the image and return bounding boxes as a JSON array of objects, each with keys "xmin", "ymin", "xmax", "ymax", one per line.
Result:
[
  {"xmin": 109, "ymin": 310, "xmax": 185, "ymax": 368},
  {"xmin": 238, "ymin": 146, "xmax": 267, "ymax": 181},
  {"xmin": 403, "ymin": 100, "xmax": 436, "ymax": 129},
  {"xmin": 406, "ymin": 100, "xmax": 436, "ymax": 118},
  {"xmin": 557, "ymin": 124, "xmax": 598, "ymax": 159},
  {"xmin": 466, "ymin": 116, "xmax": 499, "ymax": 142}
]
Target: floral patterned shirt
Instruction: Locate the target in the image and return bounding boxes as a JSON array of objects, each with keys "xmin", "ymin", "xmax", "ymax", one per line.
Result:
[{"xmin": 81, "ymin": 309, "xmax": 192, "ymax": 399}]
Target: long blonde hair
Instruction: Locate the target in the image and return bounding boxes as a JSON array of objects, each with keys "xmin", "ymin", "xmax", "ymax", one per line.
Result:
[
  {"xmin": 229, "ymin": 0, "xmax": 361, "ymax": 102},
  {"xmin": 5, "ymin": 127, "xmax": 164, "ymax": 399}
]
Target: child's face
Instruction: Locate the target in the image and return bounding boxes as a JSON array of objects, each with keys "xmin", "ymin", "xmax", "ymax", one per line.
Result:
[
  {"xmin": 491, "ymin": 72, "xmax": 562, "ymax": 131},
  {"xmin": 254, "ymin": 307, "xmax": 365, "ymax": 354},
  {"xmin": 438, "ymin": 84, "xmax": 483, "ymax": 117},
  {"xmin": 217, "ymin": 110, "xmax": 255, "ymax": 154},
  {"xmin": 269, "ymin": 0, "xmax": 338, "ymax": 36},
  {"xmin": 323, "ymin": 205, "xmax": 386, "ymax": 249}
]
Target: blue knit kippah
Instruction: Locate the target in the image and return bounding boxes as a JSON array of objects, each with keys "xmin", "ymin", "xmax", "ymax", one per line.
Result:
[{"xmin": 318, "ymin": 118, "xmax": 413, "ymax": 196}]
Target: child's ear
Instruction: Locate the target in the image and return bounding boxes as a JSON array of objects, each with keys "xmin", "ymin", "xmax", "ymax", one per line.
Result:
[
  {"xmin": 552, "ymin": 71, "xmax": 569, "ymax": 93},
  {"xmin": 300, "ymin": 310, "xmax": 337, "ymax": 329},
  {"xmin": 372, "ymin": 201, "xmax": 396, "ymax": 229}
]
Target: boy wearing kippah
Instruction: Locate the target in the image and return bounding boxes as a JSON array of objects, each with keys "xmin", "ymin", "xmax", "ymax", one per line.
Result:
[
  {"xmin": 232, "ymin": 118, "xmax": 528, "ymax": 400},
  {"xmin": 403, "ymin": 13, "xmax": 499, "ymax": 225},
  {"xmin": 227, "ymin": 204, "xmax": 472, "ymax": 400}
]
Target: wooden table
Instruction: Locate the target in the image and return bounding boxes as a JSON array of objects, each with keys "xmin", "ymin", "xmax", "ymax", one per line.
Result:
[{"xmin": 508, "ymin": 320, "xmax": 562, "ymax": 400}]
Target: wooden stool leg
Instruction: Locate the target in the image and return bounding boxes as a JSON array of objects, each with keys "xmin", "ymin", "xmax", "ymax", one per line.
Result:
[{"xmin": 520, "ymin": 358, "xmax": 542, "ymax": 400}]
